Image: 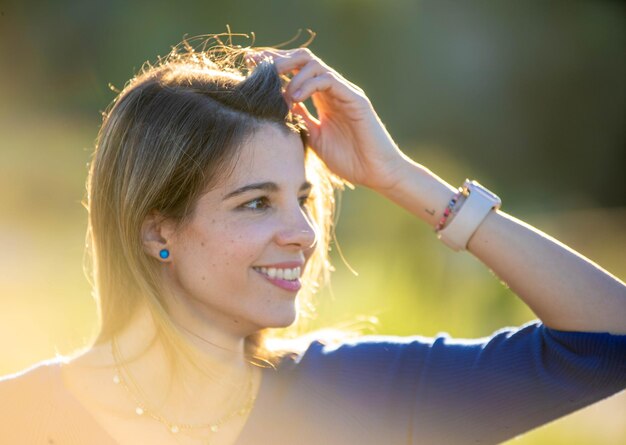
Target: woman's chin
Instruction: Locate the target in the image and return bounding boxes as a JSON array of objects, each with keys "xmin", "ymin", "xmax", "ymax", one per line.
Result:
[{"xmin": 256, "ymin": 307, "xmax": 298, "ymax": 330}]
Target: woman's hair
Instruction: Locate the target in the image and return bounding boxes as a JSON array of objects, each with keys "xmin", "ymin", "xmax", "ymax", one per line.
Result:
[{"xmin": 81, "ymin": 34, "xmax": 377, "ymax": 377}]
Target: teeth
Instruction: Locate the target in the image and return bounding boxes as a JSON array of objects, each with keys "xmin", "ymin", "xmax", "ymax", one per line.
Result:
[{"xmin": 255, "ymin": 266, "xmax": 301, "ymax": 281}]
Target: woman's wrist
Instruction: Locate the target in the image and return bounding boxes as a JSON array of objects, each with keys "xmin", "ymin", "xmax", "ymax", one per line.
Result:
[
  {"xmin": 441, "ymin": 193, "xmax": 468, "ymax": 229},
  {"xmin": 375, "ymin": 157, "xmax": 458, "ymax": 228}
]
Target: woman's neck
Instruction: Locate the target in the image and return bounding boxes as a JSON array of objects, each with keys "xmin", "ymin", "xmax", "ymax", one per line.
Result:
[{"xmin": 69, "ymin": 303, "xmax": 259, "ymax": 426}]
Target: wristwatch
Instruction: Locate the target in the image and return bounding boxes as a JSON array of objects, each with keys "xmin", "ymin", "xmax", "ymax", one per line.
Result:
[{"xmin": 436, "ymin": 179, "xmax": 501, "ymax": 252}]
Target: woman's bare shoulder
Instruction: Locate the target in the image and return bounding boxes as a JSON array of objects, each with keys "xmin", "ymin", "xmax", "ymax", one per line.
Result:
[
  {"xmin": 0, "ymin": 359, "xmax": 60, "ymax": 397},
  {"xmin": 0, "ymin": 359, "xmax": 63, "ymax": 438}
]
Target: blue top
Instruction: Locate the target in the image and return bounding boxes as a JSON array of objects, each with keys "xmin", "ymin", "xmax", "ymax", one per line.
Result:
[
  {"xmin": 236, "ymin": 319, "xmax": 626, "ymax": 444},
  {"xmin": 1, "ymin": 319, "xmax": 625, "ymax": 444}
]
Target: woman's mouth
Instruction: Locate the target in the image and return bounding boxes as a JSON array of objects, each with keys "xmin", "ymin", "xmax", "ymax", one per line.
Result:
[{"xmin": 252, "ymin": 266, "xmax": 302, "ymax": 292}]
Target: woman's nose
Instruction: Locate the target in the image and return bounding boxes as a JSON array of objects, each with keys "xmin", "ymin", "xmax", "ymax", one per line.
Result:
[{"xmin": 274, "ymin": 205, "xmax": 317, "ymax": 250}]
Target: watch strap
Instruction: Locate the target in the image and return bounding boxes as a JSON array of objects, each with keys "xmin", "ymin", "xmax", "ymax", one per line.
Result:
[{"xmin": 437, "ymin": 179, "xmax": 501, "ymax": 252}]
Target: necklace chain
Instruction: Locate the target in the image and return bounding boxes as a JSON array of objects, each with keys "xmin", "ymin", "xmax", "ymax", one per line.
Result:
[{"xmin": 110, "ymin": 336, "xmax": 257, "ymax": 439}]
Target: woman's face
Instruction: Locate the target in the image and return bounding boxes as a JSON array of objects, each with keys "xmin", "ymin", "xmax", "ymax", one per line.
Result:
[{"xmin": 160, "ymin": 123, "xmax": 317, "ymax": 335}]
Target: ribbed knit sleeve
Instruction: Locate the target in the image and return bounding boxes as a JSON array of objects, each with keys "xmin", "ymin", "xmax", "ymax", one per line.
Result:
[
  {"xmin": 410, "ymin": 320, "xmax": 626, "ymax": 444},
  {"xmin": 270, "ymin": 320, "xmax": 626, "ymax": 445}
]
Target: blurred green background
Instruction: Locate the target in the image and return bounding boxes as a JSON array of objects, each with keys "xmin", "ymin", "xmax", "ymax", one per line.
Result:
[{"xmin": 0, "ymin": 1, "xmax": 624, "ymax": 443}]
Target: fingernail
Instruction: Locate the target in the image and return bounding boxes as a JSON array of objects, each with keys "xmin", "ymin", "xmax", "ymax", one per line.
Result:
[{"xmin": 293, "ymin": 89, "xmax": 302, "ymax": 100}]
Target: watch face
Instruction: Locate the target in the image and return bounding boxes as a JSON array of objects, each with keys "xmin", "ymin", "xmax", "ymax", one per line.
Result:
[{"xmin": 469, "ymin": 180, "xmax": 502, "ymax": 206}]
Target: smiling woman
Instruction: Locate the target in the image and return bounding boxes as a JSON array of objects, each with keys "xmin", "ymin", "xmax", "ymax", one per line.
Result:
[
  {"xmin": 0, "ymin": 33, "xmax": 625, "ymax": 445},
  {"xmin": 82, "ymin": 37, "xmax": 351, "ymax": 378},
  {"xmin": 0, "ymin": 35, "xmax": 355, "ymax": 445}
]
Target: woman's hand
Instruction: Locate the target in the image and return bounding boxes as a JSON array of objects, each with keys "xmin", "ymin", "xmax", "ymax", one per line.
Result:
[
  {"xmin": 247, "ymin": 49, "xmax": 626, "ymax": 335},
  {"xmin": 247, "ymin": 48, "xmax": 410, "ymax": 192}
]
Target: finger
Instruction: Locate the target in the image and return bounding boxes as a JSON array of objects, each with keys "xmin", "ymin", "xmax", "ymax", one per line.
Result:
[
  {"xmin": 257, "ymin": 48, "xmax": 323, "ymax": 76},
  {"xmin": 244, "ymin": 50, "xmax": 274, "ymax": 69},
  {"xmin": 292, "ymin": 102, "xmax": 320, "ymax": 139},
  {"xmin": 291, "ymin": 102, "xmax": 320, "ymax": 149},
  {"xmin": 291, "ymin": 71, "xmax": 355, "ymax": 105},
  {"xmin": 285, "ymin": 59, "xmax": 326, "ymax": 99},
  {"xmin": 293, "ymin": 101, "xmax": 320, "ymax": 125}
]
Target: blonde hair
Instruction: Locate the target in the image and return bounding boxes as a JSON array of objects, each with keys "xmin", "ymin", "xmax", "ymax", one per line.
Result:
[{"xmin": 82, "ymin": 33, "xmax": 377, "ymax": 377}]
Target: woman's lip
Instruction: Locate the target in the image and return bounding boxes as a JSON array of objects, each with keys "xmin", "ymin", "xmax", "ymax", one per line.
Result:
[{"xmin": 253, "ymin": 268, "xmax": 302, "ymax": 292}]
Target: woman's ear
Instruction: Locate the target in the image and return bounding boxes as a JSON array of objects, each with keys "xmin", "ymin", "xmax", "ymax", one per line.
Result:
[{"xmin": 141, "ymin": 211, "xmax": 176, "ymax": 261}]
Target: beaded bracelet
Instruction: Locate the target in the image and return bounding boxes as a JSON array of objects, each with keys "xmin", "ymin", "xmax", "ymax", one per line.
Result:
[{"xmin": 434, "ymin": 187, "xmax": 466, "ymax": 232}]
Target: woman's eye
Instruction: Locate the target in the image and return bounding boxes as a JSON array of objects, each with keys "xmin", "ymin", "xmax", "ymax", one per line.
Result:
[
  {"xmin": 240, "ymin": 195, "xmax": 311, "ymax": 212},
  {"xmin": 242, "ymin": 197, "xmax": 270, "ymax": 211},
  {"xmin": 299, "ymin": 195, "xmax": 312, "ymax": 208}
]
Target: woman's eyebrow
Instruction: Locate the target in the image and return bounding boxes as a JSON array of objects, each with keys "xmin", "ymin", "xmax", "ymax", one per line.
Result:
[{"xmin": 223, "ymin": 181, "xmax": 312, "ymax": 201}]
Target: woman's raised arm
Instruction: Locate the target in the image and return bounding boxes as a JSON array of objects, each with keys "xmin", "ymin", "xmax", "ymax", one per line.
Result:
[
  {"xmin": 381, "ymin": 159, "xmax": 626, "ymax": 335},
  {"xmin": 251, "ymin": 47, "xmax": 626, "ymax": 335}
]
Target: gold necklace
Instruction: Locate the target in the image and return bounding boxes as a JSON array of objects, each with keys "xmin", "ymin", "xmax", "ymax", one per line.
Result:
[{"xmin": 110, "ymin": 336, "xmax": 258, "ymax": 440}]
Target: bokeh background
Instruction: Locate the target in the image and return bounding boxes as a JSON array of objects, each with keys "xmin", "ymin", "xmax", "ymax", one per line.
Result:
[{"xmin": 1, "ymin": 0, "xmax": 624, "ymax": 443}]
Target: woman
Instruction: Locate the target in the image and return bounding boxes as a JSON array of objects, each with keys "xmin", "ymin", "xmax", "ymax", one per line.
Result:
[{"xmin": 1, "ymin": 36, "xmax": 625, "ymax": 445}]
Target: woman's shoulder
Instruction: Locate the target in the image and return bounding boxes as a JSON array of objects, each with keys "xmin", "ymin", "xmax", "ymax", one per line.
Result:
[
  {"xmin": 0, "ymin": 358, "xmax": 65, "ymax": 438},
  {"xmin": 0, "ymin": 357, "xmax": 62, "ymax": 400}
]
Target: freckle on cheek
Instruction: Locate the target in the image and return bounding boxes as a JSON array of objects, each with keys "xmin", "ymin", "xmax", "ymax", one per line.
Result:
[
  {"xmin": 201, "ymin": 276, "xmax": 206, "ymax": 281},
  {"xmin": 201, "ymin": 242, "xmax": 205, "ymax": 247}
]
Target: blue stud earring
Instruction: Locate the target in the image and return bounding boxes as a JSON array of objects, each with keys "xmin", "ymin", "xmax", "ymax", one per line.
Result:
[{"xmin": 159, "ymin": 249, "xmax": 170, "ymax": 260}]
